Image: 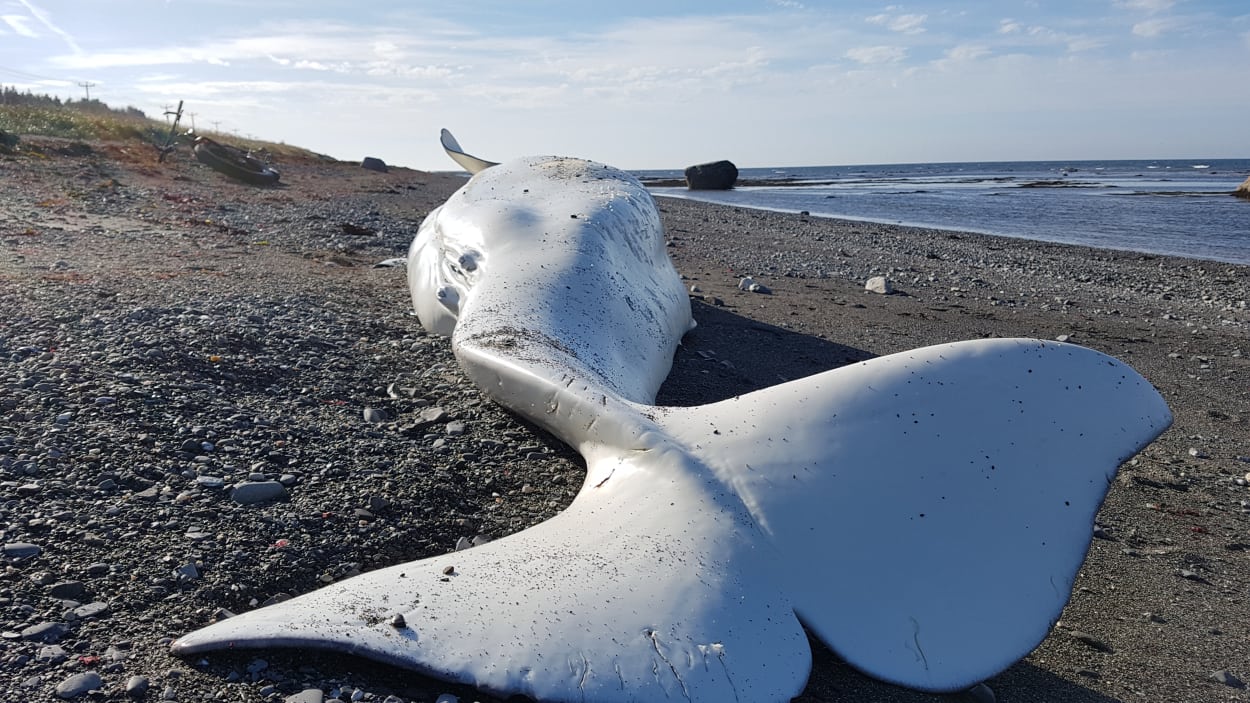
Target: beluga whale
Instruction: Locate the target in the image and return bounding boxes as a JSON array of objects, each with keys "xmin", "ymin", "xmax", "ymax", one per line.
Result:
[{"xmin": 172, "ymin": 131, "xmax": 1172, "ymax": 701}]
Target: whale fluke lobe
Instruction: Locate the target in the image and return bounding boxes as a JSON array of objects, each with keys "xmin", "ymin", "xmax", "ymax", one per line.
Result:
[{"xmin": 171, "ymin": 131, "xmax": 1172, "ymax": 702}]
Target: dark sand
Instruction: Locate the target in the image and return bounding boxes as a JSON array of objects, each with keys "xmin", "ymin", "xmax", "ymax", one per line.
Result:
[{"xmin": 1, "ymin": 139, "xmax": 1247, "ymax": 702}]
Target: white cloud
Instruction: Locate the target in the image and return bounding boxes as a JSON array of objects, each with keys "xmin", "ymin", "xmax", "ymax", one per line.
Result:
[
  {"xmin": 845, "ymin": 45, "xmax": 907, "ymax": 64},
  {"xmin": 866, "ymin": 12, "xmax": 927, "ymax": 34},
  {"xmin": 17, "ymin": 0, "xmax": 80, "ymax": 53},
  {"xmin": 1066, "ymin": 37, "xmax": 1106, "ymax": 53},
  {"xmin": 1132, "ymin": 17, "xmax": 1184, "ymax": 37},
  {"xmin": 944, "ymin": 44, "xmax": 990, "ymax": 62},
  {"xmin": 998, "ymin": 23, "xmax": 1101, "ymax": 55},
  {"xmin": 1114, "ymin": 0, "xmax": 1175, "ymax": 13},
  {"xmin": 2, "ymin": 14, "xmax": 37, "ymax": 37}
]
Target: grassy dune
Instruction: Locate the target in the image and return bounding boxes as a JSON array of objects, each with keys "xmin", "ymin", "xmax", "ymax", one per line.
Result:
[{"xmin": 0, "ymin": 101, "xmax": 324, "ymax": 160}]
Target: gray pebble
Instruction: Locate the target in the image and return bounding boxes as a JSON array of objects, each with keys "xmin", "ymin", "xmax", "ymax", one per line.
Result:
[
  {"xmin": 3, "ymin": 542, "xmax": 41, "ymax": 558},
  {"xmin": 362, "ymin": 407, "xmax": 389, "ymax": 423},
  {"xmin": 1209, "ymin": 670, "xmax": 1246, "ymax": 689},
  {"xmin": 1069, "ymin": 630, "xmax": 1113, "ymax": 653},
  {"xmin": 246, "ymin": 658, "xmax": 269, "ymax": 674},
  {"xmin": 419, "ymin": 406, "xmax": 448, "ymax": 423},
  {"xmin": 126, "ymin": 675, "xmax": 149, "ymax": 698},
  {"xmin": 37, "ymin": 644, "xmax": 67, "ymax": 663},
  {"xmin": 73, "ymin": 602, "xmax": 110, "ymax": 618},
  {"xmin": 54, "ymin": 671, "xmax": 102, "ymax": 699},
  {"xmin": 31, "ymin": 570, "xmax": 56, "ymax": 585},
  {"xmin": 230, "ymin": 481, "xmax": 289, "ymax": 505},
  {"xmin": 49, "ymin": 581, "xmax": 89, "ymax": 600},
  {"xmin": 287, "ymin": 690, "xmax": 325, "ymax": 703},
  {"xmin": 22, "ymin": 621, "xmax": 68, "ymax": 643}
]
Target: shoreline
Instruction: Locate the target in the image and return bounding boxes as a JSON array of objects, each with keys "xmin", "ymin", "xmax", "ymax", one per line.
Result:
[
  {"xmin": 651, "ymin": 189, "xmax": 1250, "ymax": 268},
  {"xmin": 2, "ymin": 142, "xmax": 1248, "ymax": 703}
]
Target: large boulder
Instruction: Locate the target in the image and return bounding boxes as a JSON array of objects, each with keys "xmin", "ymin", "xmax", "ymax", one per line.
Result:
[
  {"xmin": 684, "ymin": 160, "xmax": 738, "ymax": 190},
  {"xmin": 361, "ymin": 156, "xmax": 389, "ymax": 173},
  {"xmin": 1235, "ymin": 175, "xmax": 1250, "ymax": 200}
]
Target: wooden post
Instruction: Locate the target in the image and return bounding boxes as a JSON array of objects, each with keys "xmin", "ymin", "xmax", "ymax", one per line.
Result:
[{"xmin": 157, "ymin": 100, "xmax": 184, "ymax": 163}]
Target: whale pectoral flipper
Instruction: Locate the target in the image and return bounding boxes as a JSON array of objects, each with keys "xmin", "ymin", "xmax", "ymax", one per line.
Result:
[
  {"xmin": 440, "ymin": 129, "xmax": 498, "ymax": 175},
  {"xmin": 654, "ymin": 338, "xmax": 1171, "ymax": 692},
  {"xmin": 171, "ymin": 448, "xmax": 811, "ymax": 703}
]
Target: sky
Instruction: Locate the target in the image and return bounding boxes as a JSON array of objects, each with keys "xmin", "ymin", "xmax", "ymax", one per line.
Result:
[{"xmin": 1, "ymin": 1, "xmax": 1247, "ymax": 170}]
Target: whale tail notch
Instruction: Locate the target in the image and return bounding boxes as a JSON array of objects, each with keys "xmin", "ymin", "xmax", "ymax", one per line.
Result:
[{"xmin": 171, "ymin": 338, "xmax": 1170, "ymax": 701}]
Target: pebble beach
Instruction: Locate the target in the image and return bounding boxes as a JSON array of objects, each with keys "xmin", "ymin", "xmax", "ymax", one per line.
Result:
[{"xmin": 2, "ymin": 139, "xmax": 1248, "ymax": 702}]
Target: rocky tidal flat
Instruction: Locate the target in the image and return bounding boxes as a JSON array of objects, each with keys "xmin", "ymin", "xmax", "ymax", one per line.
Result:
[{"xmin": 2, "ymin": 138, "xmax": 1249, "ymax": 702}]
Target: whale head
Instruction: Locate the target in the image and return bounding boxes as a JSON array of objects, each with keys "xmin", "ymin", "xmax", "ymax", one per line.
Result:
[{"xmin": 406, "ymin": 203, "xmax": 483, "ymax": 337}]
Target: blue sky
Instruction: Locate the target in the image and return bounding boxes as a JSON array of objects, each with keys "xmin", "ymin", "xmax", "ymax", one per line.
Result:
[{"xmin": 1, "ymin": 1, "xmax": 1247, "ymax": 169}]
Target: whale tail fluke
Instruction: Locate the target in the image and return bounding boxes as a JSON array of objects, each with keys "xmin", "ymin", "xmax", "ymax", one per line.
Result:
[
  {"xmin": 172, "ymin": 338, "xmax": 1169, "ymax": 701},
  {"xmin": 653, "ymin": 337, "xmax": 1171, "ymax": 691}
]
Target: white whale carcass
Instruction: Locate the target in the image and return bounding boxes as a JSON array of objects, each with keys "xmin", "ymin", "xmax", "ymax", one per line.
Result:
[{"xmin": 172, "ymin": 131, "xmax": 1172, "ymax": 702}]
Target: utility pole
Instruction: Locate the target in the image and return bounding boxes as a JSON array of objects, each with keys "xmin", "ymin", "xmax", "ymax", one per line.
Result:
[
  {"xmin": 162, "ymin": 104, "xmax": 174, "ymax": 123},
  {"xmin": 78, "ymin": 81, "xmax": 95, "ymax": 100},
  {"xmin": 187, "ymin": 111, "xmax": 197, "ymax": 130},
  {"xmin": 211, "ymin": 120, "xmax": 221, "ymax": 133}
]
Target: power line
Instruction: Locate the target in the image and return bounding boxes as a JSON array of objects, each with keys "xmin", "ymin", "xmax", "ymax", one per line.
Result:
[
  {"xmin": 0, "ymin": 64, "xmax": 68, "ymax": 83},
  {"xmin": 78, "ymin": 81, "xmax": 96, "ymax": 100}
]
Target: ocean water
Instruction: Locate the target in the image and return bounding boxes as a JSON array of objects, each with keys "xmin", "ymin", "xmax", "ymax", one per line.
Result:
[{"xmin": 639, "ymin": 159, "xmax": 1250, "ymax": 266}]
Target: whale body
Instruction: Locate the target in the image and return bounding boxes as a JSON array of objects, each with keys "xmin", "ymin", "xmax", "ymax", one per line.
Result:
[{"xmin": 171, "ymin": 131, "xmax": 1172, "ymax": 701}]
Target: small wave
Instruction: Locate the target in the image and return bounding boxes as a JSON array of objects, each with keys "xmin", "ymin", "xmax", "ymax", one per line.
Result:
[
  {"xmin": 1017, "ymin": 180, "xmax": 1110, "ymax": 189},
  {"xmin": 1117, "ymin": 191, "xmax": 1227, "ymax": 198},
  {"xmin": 1192, "ymin": 164, "xmax": 1210, "ymax": 169}
]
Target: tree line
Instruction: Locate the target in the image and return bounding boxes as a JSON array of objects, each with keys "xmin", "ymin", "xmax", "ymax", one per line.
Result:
[{"xmin": 1, "ymin": 85, "xmax": 147, "ymax": 119}]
